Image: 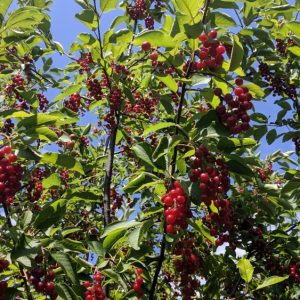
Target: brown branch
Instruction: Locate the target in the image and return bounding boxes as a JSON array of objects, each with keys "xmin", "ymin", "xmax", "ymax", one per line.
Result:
[{"xmin": 149, "ymin": 60, "xmax": 194, "ymax": 300}]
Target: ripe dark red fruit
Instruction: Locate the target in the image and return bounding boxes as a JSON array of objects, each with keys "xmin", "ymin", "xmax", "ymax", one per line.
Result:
[
  {"xmin": 199, "ymin": 32, "xmax": 208, "ymax": 42},
  {"xmin": 149, "ymin": 50, "xmax": 158, "ymax": 61},
  {"xmin": 216, "ymin": 45, "xmax": 225, "ymax": 55},
  {"xmin": 141, "ymin": 41, "xmax": 151, "ymax": 52},
  {"xmin": 235, "ymin": 78, "xmax": 243, "ymax": 86},
  {"xmin": 94, "ymin": 272, "xmax": 102, "ymax": 282},
  {"xmin": 208, "ymin": 30, "xmax": 217, "ymax": 39}
]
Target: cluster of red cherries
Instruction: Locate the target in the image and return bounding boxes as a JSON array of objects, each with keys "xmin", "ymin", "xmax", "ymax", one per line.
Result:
[
  {"xmin": 133, "ymin": 268, "xmax": 144, "ymax": 298},
  {"xmin": 111, "ymin": 187, "xmax": 124, "ymax": 216},
  {"xmin": 59, "ymin": 169, "xmax": 70, "ymax": 188},
  {"xmin": 289, "ymin": 263, "xmax": 300, "ymax": 283},
  {"xmin": 65, "ymin": 93, "xmax": 81, "ymax": 113},
  {"xmin": 1, "ymin": 118, "xmax": 14, "ymax": 135},
  {"xmin": 203, "ymin": 199, "xmax": 233, "ymax": 247},
  {"xmin": 173, "ymin": 238, "xmax": 203, "ymax": 300},
  {"xmin": 124, "ymin": 91, "xmax": 159, "ymax": 119},
  {"xmin": 86, "ymin": 77, "xmax": 103, "ymax": 102},
  {"xmin": 37, "ymin": 93, "xmax": 49, "ymax": 112},
  {"xmin": 77, "ymin": 52, "xmax": 94, "ymax": 74},
  {"xmin": 83, "ymin": 272, "xmax": 105, "ymax": 300},
  {"xmin": 162, "ymin": 181, "xmax": 191, "ymax": 234},
  {"xmin": 29, "ymin": 256, "xmax": 57, "ymax": 300},
  {"xmin": 189, "ymin": 145, "xmax": 230, "ymax": 206},
  {"xmin": 0, "ymin": 146, "xmax": 23, "ymax": 206},
  {"xmin": 27, "ymin": 168, "xmax": 47, "ymax": 203},
  {"xmin": 104, "ymin": 88, "xmax": 122, "ymax": 133},
  {"xmin": 192, "ymin": 30, "xmax": 226, "ymax": 71},
  {"xmin": 215, "ymin": 79, "xmax": 253, "ymax": 134}
]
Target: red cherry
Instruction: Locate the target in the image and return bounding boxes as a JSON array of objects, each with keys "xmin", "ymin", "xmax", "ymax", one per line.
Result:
[
  {"xmin": 94, "ymin": 272, "xmax": 101, "ymax": 282},
  {"xmin": 234, "ymin": 87, "xmax": 244, "ymax": 96},
  {"xmin": 83, "ymin": 281, "xmax": 91, "ymax": 288},
  {"xmin": 166, "ymin": 214, "xmax": 176, "ymax": 225},
  {"xmin": 3, "ymin": 146, "xmax": 12, "ymax": 154},
  {"xmin": 199, "ymin": 32, "xmax": 208, "ymax": 42},
  {"xmin": 235, "ymin": 78, "xmax": 243, "ymax": 86},
  {"xmin": 141, "ymin": 41, "xmax": 151, "ymax": 52},
  {"xmin": 135, "ymin": 277, "xmax": 144, "ymax": 285},
  {"xmin": 136, "ymin": 268, "xmax": 143, "ymax": 276},
  {"xmin": 214, "ymin": 88, "xmax": 222, "ymax": 96},
  {"xmin": 216, "ymin": 45, "xmax": 225, "ymax": 55},
  {"xmin": 149, "ymin": 50, "xmax": 158, "ymax": 61},
  {"xmin": 208, "ymin": 30, "xmax": 217, "ymax": 39},
  {"xmin": 166, "ymin": 224, "xmax": 175, "ymax": 234},
  {"xmin": 199, "ymin": 50, "xmax": 208, "ymax": 60},
  {"xmin": 200, "ymin": 173, "xmax": 210, "ymax": 183},
  {"xmin": 163, "ymin": 196, "xmax": 173, "ymax": 206},
  {"xmin": 45, "ymin": 282, "xmax": 55, "ymax": 294}
]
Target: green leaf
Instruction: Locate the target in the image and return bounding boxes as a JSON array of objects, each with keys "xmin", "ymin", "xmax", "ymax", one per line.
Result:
[
  {"xmin": 34, "ymin": 199, "xmax": 67, "ymax": 230},
  {"xmin": 217, "ymin": 138, "xmax": 256, "ymax": 152},
  {"xmin": 61, "ymin": 238, "xmax": 88, "ymax": 253},
  {"xmin": 101, "ymin": 220, "xmax": 142, "ymax": 238},
  {"xmin": 156, "ymin": 74, "xmax": 178, "ymax": 92},
  {"xmin": 244, "ymin": 83, "xmax": 265, "ymax": 98},
  {"xmin": 103, "ymin": 230, "xmax": 126, "ymax": 251},
  {"xmin": 75, "ymin": 9, "xmax": 96, "ymax": 30},
  {"xmin": 51, "ymin": 252, "xmax": 79, "ymax": 285},
  {"xmin": 190, "ymin": 220, "xmax": 215, "ymax": 244},
  {"xmin": 237, "ymin": 258, "xmax": 254, "ymax": 283},
  {"xmin": 24, "ymin": 127, "xmax": 58, "ymax": 142},
  {"xmin": 123, "ymin": 172, "xmax": 160, "ymax": 194},
  {"xmin": 66, "ymin": 191, "xmax": 100, "ymax": 203},
  {"xmin": 132, "ymin": 143, "xmax": 155, "ymax": 167},
  {"xmin": 256, "ymin": 276, "xmax": 289, "ymax": 290},
  {"xmin": 134, "ymin": 30, "xmax": 176, "ymax": 48},
  {"xmin": 56, "ymin": 283, "xmax": 80, "ymax": 300},
  {"xmin": 41, "ymin": 153, "xmax": 84, "ymax": 174},
  {"xmin": 53, "ymin": 85, "xmax": 81, "ymax": 102},
  {"xmin": 251, "ymin": 113, "xmax": 268, "ymax": 123},
  {"xmin": 100, "ymin": 0, "xmax": 118, "ymax": 12},
  {"xmin": 128, "ymin": 226, "xmax": 143, "ymax": 250},
  {"xmin": 212, "ymin": 12, "xmax": 237, "ymax": 27},
  {"xmin": 5, "ymin": 7, "xmax": 46, "ymax": 32},
  {"xmin": 227, "ymin": 159, "xmax": 254, "ymax": 177},
  {"xmin": 0, "ymin": 0, "xmax": 12, "ymax": 24},
  {"xmin": 266, "ymin": 129, "xmax": 277, "ymax": 145},
  {"xmin": 191, "ymin": 74, "xmax": 211, "ymax": 86},
  {"xmin": 229, "ymin": 35, "xmax": 244, "ymax": 71},
  {"xmin": 17, "ymin": 114, "xmax": 59, "ymax": 128},
  {"xmin": 143, "ymin": 122, "xmax": 175, "ymax": 136},
  {"xmin": 42, "ymin": 174, "xmax": 61, "ymax": 189},
  {"xmin": 288, "ymin": 46, "xmax": 300, "ymax": 57},
  {"xmin": 286, "ymin": 21, "xmax": 300, "ymax": 37}
]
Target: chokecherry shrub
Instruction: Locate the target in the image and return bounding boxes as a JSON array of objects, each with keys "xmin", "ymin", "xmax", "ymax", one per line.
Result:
[{"xmin": 0, "ymin": 1, "xmax": 299, "ymax": 300}]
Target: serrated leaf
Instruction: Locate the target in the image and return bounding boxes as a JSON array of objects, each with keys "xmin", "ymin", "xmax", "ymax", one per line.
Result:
[
  {"xmin": 42, "ymin": 174, "xmax": 61, "ymax": 189},
  {"xmin": 51, "ymin": 252, "xmax": 79, "ymax": 285},
  {"xmin": 229, "ymin": 35, "xmax": 244, "ymax": 71},
  {"xmin": 212, "ymin": 11, "xmax": 237, "ymax": 27},
  {"xmin": 143, "ymin": 122, "xmax": 175, "ymax": 136},
  {"xmin": 41, "ymin": 153, "xmax": 84, "ymax": 174},
  {"xmin": 237, "ymin": 258, "xmax": 254, "ymax": 283},
  {"xmin": 156, "ymin": 74, "xmax": 178, "ymax": 92},
  {"xmin": 123, "ymin": 172, "xmax": 160, "ymax": 193},
  {"xmin": 256, "ymin": 276, "xmax": 289, "ymax": 290},
  {"xmin": 100, "ymin": 0, "xmax": 118, "ymax": 13},
  {"xmin": 134, "ymin": 30, "xmax": 176, "ymax": 48},
  {"xmin": 34, "ymin": 199, "xmax": 67, "ymax": 230},
  {"xmin": 101, "ymin": 220, "xmax": 142, "ymax": 238}
]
